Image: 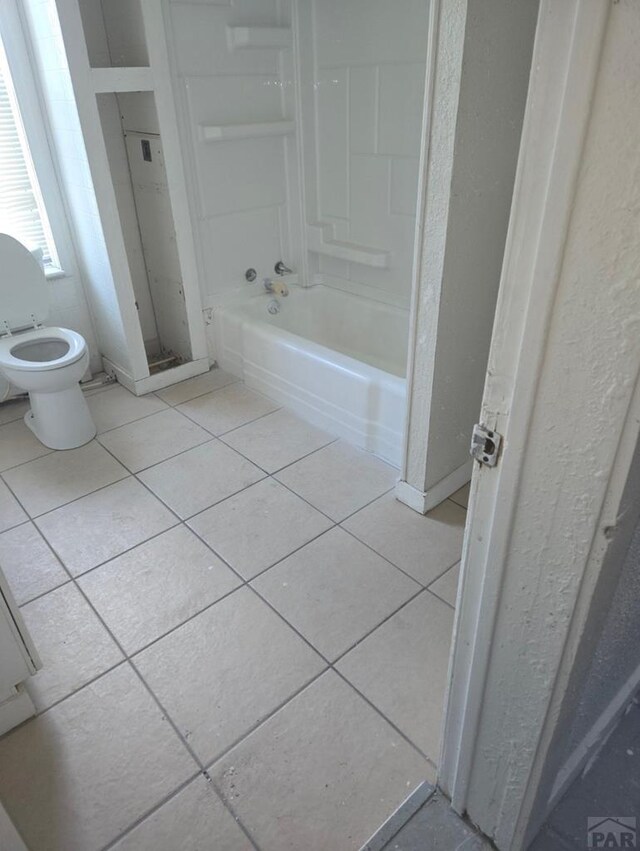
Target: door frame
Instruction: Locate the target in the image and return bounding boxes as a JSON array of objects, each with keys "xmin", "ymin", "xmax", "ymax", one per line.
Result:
[{"xmin": 438, "ymin": 1, "xmax": 626, "ymax": 848}]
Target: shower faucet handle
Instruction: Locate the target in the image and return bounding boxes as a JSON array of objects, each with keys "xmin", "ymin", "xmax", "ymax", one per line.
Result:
[{"xmin": 274, "ymin": 261, "xmax": 293, "ymax": 276}]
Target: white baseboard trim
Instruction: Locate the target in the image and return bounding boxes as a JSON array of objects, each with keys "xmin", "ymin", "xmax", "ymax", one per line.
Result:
[
  {"xmin": 547, "ymin": 661, "xmax": 640, "ymax": 812},
  {"xmin": 103, "ymin": 357, "xmax": 210, "ymax": 396},
  {"xmin": 132, "ymin": 359, "xmax": 210, "ymax": 394},
  {"xmin": 0, "ymin": 685, "xmax": 35, "ymax": 737},
  {"xmin": 396, "ymin": 461, "xmax": 472, "ymax": 514}
]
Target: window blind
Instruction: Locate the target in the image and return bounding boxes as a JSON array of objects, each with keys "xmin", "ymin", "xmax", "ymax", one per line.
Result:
[{"xmin": 0, "ymin": 35, "xmax": 56, "ymax": 266}]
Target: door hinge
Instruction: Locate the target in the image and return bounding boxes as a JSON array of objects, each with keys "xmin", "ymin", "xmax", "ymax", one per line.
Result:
[{"xmin": 470, "ymin": 424, "xmax": 502, "ymax": 467}]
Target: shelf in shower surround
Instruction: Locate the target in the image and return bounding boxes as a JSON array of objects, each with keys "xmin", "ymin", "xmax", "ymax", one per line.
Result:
[
  {"xmin": 199, "ymin": 121, "xmax": 295, "ymax": 142},
  {"xmin": 307, "ymin": 223, "xmax": 390, "ymax": 268},
  {"xmin": 227, "ymin": 26, "xmax": 292, "ymax": 50}
]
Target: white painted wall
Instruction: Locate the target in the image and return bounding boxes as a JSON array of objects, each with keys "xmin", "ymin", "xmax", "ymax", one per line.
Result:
[
  {"xmin": 78, "ymin": 0, "xmax": 147, "ymax": 68},
  {"xmin": 303, "ymin": 0, "xmax": 429, "ymax": 308},
  {"xmin": 76, "ymin": 0, "xmax": 159, "ymax": 352},
  {"xmin": 12, "ymin": 0, "xmax": 101, "ymax": 373},
  {"xmin": 400, "ymin": 0, "xmax": 539, "ymax": 511},
  {"xmin": 21, "ymin": 0, "xmax": 136, "ymax": 377}
]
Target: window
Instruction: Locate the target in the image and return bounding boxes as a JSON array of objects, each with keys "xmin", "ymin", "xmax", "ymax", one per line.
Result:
[{"xmin": 0, "ymin": 30, "xmax": 59, "ymax": 271}]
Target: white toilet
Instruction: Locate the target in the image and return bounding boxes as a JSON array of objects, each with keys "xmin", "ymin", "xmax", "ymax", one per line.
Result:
[{"xmin": 0, "ymin": 234, "xmax": 96, "ymax": 450}]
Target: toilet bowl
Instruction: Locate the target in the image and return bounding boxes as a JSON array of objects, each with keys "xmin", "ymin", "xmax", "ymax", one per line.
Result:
[{"xmin": 0, "ymin": 235, "xmax": 96, "ymax": 450}]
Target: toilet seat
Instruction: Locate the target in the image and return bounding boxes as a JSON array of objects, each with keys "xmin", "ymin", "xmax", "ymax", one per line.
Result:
[
  {"xmin": 0, "ymin": 234, "xmax": 95, "ymax": 450},
  {"xmin": 0, "ymin": 327, "xmax": 87, "ymax": 372}
]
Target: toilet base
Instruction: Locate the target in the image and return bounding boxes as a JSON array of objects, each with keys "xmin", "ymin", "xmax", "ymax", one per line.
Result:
[{"xmin": 25, "ymin": 385, "xmax": 96, "ymax": 450}]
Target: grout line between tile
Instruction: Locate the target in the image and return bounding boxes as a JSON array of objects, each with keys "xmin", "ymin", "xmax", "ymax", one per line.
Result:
[
  {"xmin": 0, "ymin": 516, "xmax": 30, "ymax": 536},
  {"xmin": 427, "ymin": 589, "xmax": 456, "ymax": 611},
  {"xmin": 28, "ymin": 527, "xmax": 264, "ymax": 851},
  {"xmin": 1, "ymin": 383, "xmax": 456, "ymax": 849},
  {"xmin": 238, "ymin": 582, "xmax": 436, "ymax": 766},
  {"xmin": 218, "ymin": 431, "xmax": 339, "ymax": 476},
  {"xmin": 151, "ymin": 375, "xmax": 241, "ymax": 408},
  {"xmin": 98, "ymin": 769, "xmax": 209, "ymax": 851},
  {"xmin": 201, "ymin": 663, "xmax": 330, "ymax": 773},
  {"xmin": 91, "ymin": 402, "xmax": 172, "ymax": 437},
  {"xmin": 0, "ymin": 462, "xmax": 130, "ymax": 521},
  {"xmin": 329, "ymin": 585, "xmax": 428, "ymax": 666},
  {"xmin": 174, "ymin": 391, "xmax": 283, "ymax": 441},
  {"xmin": 96, "ymin": 431, "xmax": 214, "ymax": 476},
  {"xmin": 30, "ymin": 480, "xmax": 438, "ymax": 788},
  {"xmin": 31, "ymin": 514, "xmax": 181, "ymax": 580},
  {"xmin": 0, "ymin": 446, "xmax": 54, "ymax": 475}
]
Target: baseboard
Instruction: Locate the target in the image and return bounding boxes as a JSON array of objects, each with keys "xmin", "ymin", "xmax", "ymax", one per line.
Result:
[
  {"xmin": 102, "ymin": 357, "xmax": 136, "ymax": 394},
  {"xmin": 132, "ymin": 359, "xmax": 210, "ymax": 394},
  {"xmin": 103, "ymin": 357, "xmax": 210, "ymax": 396},
  {"xmin": 360, "ymin": 781, "xmax": 435, "ymax": 851},
  {"xmin": 546, "ymin": 661, "xmax": 640, "ymax": 813},
  {"xmin": 396, "ymin": 461, "xmax": 472, "ymax": 514},
  {"xmin": 0, "ymin": 685, "xmax": 35, "ymax": 737}
]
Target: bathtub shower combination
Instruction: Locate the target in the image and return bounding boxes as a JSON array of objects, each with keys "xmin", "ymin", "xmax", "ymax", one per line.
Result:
[
  {"xmin": 216, "ymin": 285, "xmax": 409, "ymax": 466},
  {"xmin": 195, "ymin": 0, "xmax": 429, "ymax": 467}
]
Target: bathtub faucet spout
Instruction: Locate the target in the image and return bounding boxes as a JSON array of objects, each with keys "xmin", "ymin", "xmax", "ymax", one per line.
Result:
[{"xmin": 263, "ymin": 278, "xmax": 289, "ymax": 297}]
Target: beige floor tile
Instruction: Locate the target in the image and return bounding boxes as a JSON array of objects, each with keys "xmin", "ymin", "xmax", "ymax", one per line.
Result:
[
  {"xmin": 21, "ymin": 583, "xmax": 124, "ymax": 711},
  {"xmin": 450, "ymin": 482, "xmax": 471, "ymax": 509},
  {"xmin": 79, "ymin": 526, "xmax": 241, "ymax": 654},
  {"xmin": 275, "ymin": 440, "xmax": 397, "ymax": 521},
  {"xmin": 429, "ymin": 561, "xmax": 461, "ymax": 607},
  {"xmin": 343, "ymin": 493, "xmax": 466, "ymax": 585},
  {"xmin": 155, "ymin": 368, "xmax": 239, "ymax": 406},
  {"xmin": 0, "ymin": 397, "xmax": 29, "ymax": 425},
  {"xmin": 210, "ymin": 671, "xmax": 428, "ymax": 851},
  {"xmin": 222, "ymin": 409, "xmax": 334, "ymax": 473},
  {"xmin": 336, "ymin": 592, "xmax": 454, "ymax": 760},
  {"xmin": 177, "ymin": 384, "xmax": 278, "ymax": 436},
  {"xmin": 97, "ymin": 408, "xmax": 210, "ymax": 473},
  {"xmin": 87, "ymin": 384, "xmax": 167, "ymax": 433},
  {"xmin": 3, "ymin": 441, "xmax": 128, "ymax": 517},
  {"xmin": 139, "ymin": 440, "xmax": 264, "ymax": 519},
  {"xmin": 0, "ymin": 664, "xmax": 196, "ymax": 851},
  {"xmin": 188, "ymin": 478, "xmax": 333, "ymax": 580},
  {"xmin": 36, "ymin": 477, "xmax": 176, "ymax": 576},
  {"xmin": 135, "ymin": 587, "xmax": 325, "ymax": 765},
  {"xmin": 0, "ymin": 478, "xmax": 27, "ymax": 533},
  {"xmin": 252, "ymin": 527, "xmax": 419, "ymax": 661},
  {"xmin": 0, "ymin": 522, "xmax": 68, "ymax": 605},
  {"xmin": 0, "ymin": 418, "xmax": 51, "ymax": 471},
  {"xmin": 111, "ymin": 775, "xmax": 253, "ymax": 851}
]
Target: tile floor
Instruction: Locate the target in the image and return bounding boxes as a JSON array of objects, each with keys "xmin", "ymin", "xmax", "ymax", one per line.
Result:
[{"xmin": 0, "ymin": 371, "xmax": 468, "ymax": 851}]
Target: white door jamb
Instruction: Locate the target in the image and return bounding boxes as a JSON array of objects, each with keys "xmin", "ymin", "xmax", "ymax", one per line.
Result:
[{"xmin": 439, "ymin": 1, "xmax": 613, "ymax": 848}]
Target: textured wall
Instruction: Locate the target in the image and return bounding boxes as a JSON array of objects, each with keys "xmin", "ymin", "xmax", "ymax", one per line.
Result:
[
  {"xmin": 404, "ymin": 0, "xmax": 539, "ymax": 497},
  {"xmin": 463, "ymin": 1, "xmax": 640, "ymax": 841}
]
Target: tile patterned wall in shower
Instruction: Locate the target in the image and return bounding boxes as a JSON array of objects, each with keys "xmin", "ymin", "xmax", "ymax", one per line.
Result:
[{"xmin": 312, "ymin": 0, "xmax": 429, "ymax": 307}]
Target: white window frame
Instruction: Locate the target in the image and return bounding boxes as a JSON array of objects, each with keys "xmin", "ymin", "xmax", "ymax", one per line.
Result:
[{"xmin": 0, "ymin": 0, "xmax": 76, "ymax": 280}]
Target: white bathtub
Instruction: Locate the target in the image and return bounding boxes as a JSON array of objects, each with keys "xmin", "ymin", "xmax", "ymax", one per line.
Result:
[{"xmin": 214, "ymin": 285, "xmax": 409, "ymax": 466}]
